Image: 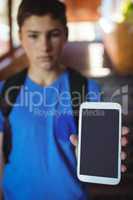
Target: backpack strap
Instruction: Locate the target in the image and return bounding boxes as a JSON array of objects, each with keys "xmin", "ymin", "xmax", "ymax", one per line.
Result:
[
  {"xmin": 68, "ymin": 68, "xmax": 88, "ymax": 127},
  {"xmin": 1, "ymin": 68, "xmax": 28, "ymax": 117},
  {"xmin": 0, "ymin": 68, "xmax": 28, "ymax": 163}
]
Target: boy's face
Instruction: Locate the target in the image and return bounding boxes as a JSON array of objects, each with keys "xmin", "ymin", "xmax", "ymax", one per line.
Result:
[{"xmin": 20, "ymin": 14, "xmax": 67, "ymax": 71}]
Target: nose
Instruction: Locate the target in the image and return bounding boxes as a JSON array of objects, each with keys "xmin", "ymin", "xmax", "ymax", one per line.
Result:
[{"xmin": 39, "ymin": 35, "xmax": 52, "ymax": 53}]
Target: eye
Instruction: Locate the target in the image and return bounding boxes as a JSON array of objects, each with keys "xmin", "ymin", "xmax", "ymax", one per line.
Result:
[
  {"xmin": 28, "ymin": 34, "xmax": 38, "ymax": 39},
  {"xmin": 50, "ymin": 31, "xmax": 62, "ymax": 37}
]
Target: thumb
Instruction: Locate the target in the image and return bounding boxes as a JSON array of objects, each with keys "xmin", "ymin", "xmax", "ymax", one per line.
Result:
[{"xmin": 69, "ymin": 134, "xmax": 78, "ymax": 147}]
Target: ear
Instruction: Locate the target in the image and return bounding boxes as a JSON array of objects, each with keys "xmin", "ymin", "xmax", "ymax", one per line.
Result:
[
  {"xmin": 65, "ymin": 26, "xmax": 68, "ymax": 41},
  {"xmin": 18, "ymin": 30, "xmax": 25, "ymax": 49},
  {"xmin": 18, "ymin": 30, "xmax": 22, "ymax": 42}
]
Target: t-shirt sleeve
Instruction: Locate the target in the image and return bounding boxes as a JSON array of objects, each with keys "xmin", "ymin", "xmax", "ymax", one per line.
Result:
[
  {"xmin": 0, "ymin": 81, "xmax": 5, "ymax": 133},
  {"xmin": 87, "ymin": 79, "xmax": 101, "ymax": 102}
]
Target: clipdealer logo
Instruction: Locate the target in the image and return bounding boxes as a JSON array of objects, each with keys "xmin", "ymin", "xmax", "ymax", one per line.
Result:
[
  {"xmin": 4, "ymin": 85, "xmax": 102, "ymax": 114},
  {"xmin": 111, "ymin": 85, "xmax": 128, "ymax": 115}
]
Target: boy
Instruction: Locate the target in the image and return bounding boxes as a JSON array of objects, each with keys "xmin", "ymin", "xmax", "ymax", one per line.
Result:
[{"xmin": 0, "ymin": 0, "xmax": 129, "ymax": 199}]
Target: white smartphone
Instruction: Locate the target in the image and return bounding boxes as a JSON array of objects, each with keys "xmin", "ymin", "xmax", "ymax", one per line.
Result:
[{"xmin": 77, "ymin": 102, "xmax": 122, "ymax": 185}]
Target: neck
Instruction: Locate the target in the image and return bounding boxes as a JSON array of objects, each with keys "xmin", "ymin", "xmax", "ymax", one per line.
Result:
[{"xmin": 28, "ymin": 65, "xmax": 66, "ymax": 86}]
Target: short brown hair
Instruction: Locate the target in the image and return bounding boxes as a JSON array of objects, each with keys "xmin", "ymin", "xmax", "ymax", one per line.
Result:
[{"xmin": 17, "ymin": 0, "xmax": 67, "ymax": 30}]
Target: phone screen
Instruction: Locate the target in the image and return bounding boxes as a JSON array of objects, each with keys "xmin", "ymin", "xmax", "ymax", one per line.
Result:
[{"xmin": 80, "ymin": 109, "xmax": 120, "ymax": 178}]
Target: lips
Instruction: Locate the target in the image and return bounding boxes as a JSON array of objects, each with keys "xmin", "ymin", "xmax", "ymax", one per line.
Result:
[{"xmin": 37, "ymin": 56, "xmax": 52, "ymax": 61}]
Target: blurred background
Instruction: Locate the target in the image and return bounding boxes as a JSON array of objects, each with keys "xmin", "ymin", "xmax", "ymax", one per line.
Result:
[{"xmin": 0, "ymin": 0, "xmax": 133, "ymax": 200}]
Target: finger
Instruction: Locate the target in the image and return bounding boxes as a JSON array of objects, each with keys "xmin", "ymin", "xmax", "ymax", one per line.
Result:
[
  {"xmin": 121, "ymin": 137, "xmax": 128, "ymax": 146},
  {"xmin": 70, "ymin": 134, "xmax": 78, "ymax": 147},
  {"xmin": 121, "ymin": 164, "xmax": 127, "ymax": 173},
  {"xmin": 121, "ymin": 152, "xmax": 127, "ymax": 161},
  {"xmin": 122, "ymin": 127, "xmax": 130, "ymax": 136}
]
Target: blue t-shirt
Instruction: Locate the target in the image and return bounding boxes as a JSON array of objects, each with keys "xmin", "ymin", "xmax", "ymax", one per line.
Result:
[{"xmin": 0, "ymin": 70, "xmax": 100, "ymax": 200}]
